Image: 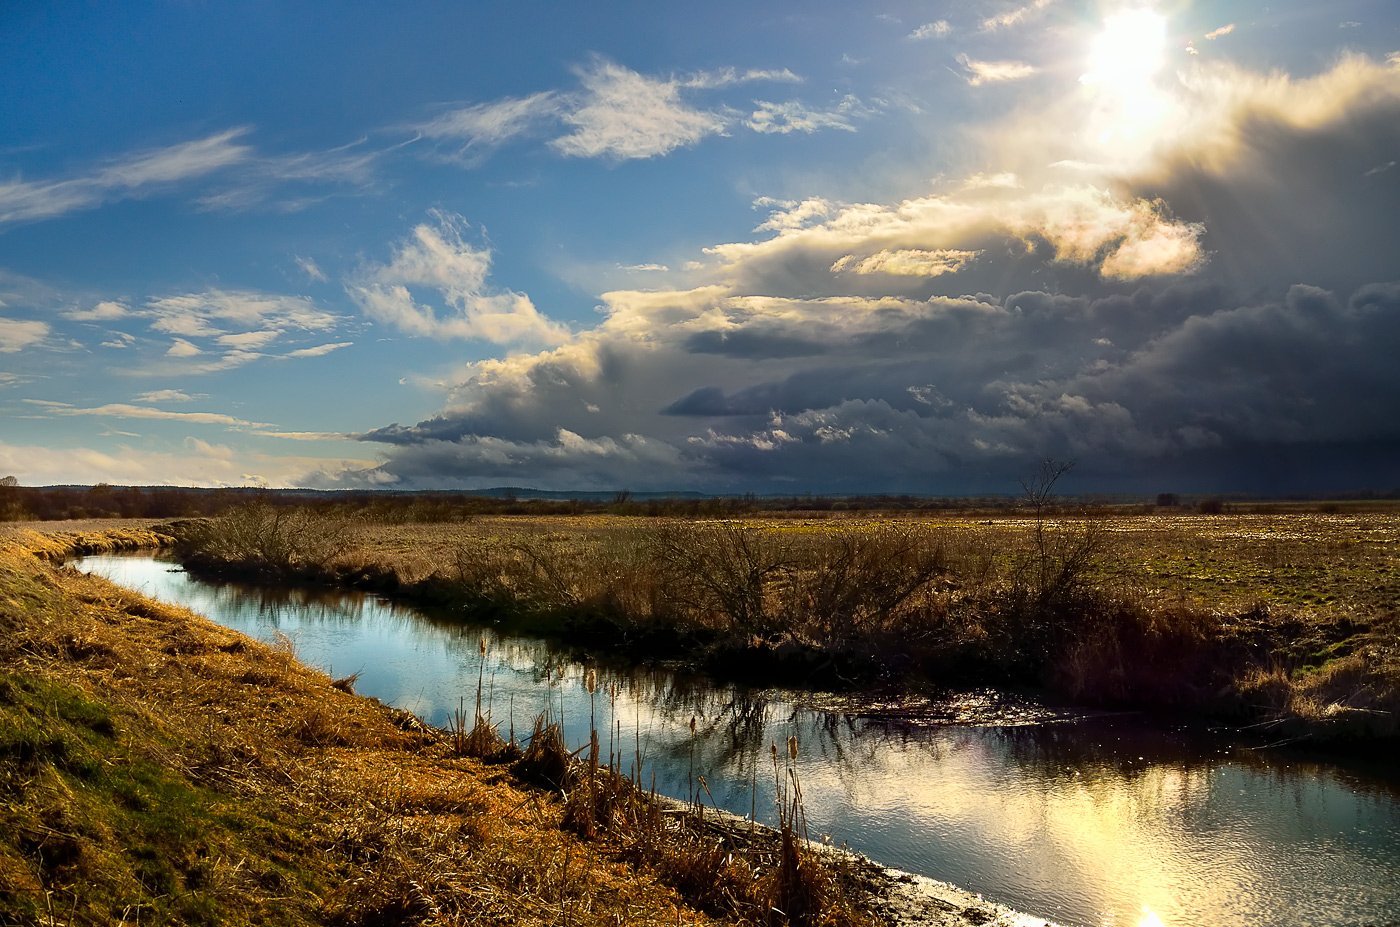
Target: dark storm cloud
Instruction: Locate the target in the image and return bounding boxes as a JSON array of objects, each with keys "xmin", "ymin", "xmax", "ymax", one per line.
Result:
[{"xmin": 319, "ymin": 54, "xmax": 1400, "ymax": 494}]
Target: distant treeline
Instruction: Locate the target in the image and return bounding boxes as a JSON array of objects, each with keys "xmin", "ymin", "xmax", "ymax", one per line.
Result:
[{"xmin": 1, "ymin": 477, "xmax": 1397, "ymax": 522}]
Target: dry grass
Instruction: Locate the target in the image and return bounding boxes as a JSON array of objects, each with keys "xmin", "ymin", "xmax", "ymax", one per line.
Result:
[
  {"xmin": 173, "ymin": 504, "xmax": 1400, "ymax": 744},
  {"xmin": 0, "ymin": 529, "xmax": 879, "ymax": 926}
]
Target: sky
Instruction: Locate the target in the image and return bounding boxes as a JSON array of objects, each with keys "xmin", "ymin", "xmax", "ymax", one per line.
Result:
[{"xmin": 1, "ymin": 1, "xmax": 1398, "ymax": 495}]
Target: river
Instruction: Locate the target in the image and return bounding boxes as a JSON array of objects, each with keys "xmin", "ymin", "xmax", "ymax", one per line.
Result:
[{"xmin": 75, "ymin": 552, "xmax": 1400, "ymax": 927}]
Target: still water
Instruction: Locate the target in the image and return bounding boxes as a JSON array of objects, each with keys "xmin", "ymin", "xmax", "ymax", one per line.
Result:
[{"xmin": 76, "ymin": 553, "xmax": 1400, "ymax": 927}]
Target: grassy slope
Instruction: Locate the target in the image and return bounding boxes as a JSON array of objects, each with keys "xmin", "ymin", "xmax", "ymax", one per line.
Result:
[{"xmin": 0, "ymin": 529, "xmax": 772, "ymax": 927}]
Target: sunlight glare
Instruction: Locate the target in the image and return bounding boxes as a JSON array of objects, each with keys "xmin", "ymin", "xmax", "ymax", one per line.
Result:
[
  {"xmin": 1137, "ymin": 906, "xmax": 1168, "ymax": 927},
  {"xmin": 1079, "ymin": 8, "xmax": 1173, "ymax": 159},
  {"xmin": 1082, "ymin": 9, "xmax": 1168, "ymax": 88}
]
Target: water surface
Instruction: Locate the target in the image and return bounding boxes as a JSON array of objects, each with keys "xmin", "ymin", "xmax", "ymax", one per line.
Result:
[{"xmin": 77, "ymin": 553, "xmax": 1400, "ymax": 927}]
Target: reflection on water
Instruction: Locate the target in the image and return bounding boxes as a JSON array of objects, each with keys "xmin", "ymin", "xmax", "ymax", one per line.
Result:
[{"xmin": 77, "ymin": 554, "xmax": 1400, "ymax": 927}]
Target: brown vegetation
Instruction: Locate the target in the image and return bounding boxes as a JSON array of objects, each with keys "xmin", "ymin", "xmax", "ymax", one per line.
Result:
[
  {"xmin": 173, "ymin": 498, "xmax": 1400, "ymax": 746},
  {"xmin": 0, "ymin": 529, "xmax": 885, "ymax": 926}
]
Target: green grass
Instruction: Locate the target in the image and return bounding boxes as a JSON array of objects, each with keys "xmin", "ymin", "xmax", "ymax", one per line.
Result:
[{"xmin": 0, "ymin": 672, "xmax": 326, "ymax": 927}]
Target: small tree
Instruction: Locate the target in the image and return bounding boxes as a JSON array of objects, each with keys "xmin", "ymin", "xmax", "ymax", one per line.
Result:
[
  {"xmin": 1004, "ymin": 459, "xmax": 1106, "ymax": 661},
  {"xmin": 0, "ymin": 475, "xmax": 22, "ymax": 521}
]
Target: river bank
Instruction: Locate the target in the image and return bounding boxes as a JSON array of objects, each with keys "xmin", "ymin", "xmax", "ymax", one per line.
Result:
[
  {"xmin": 0, "ymin": 523, "xmax": 1057, "ymax": 927},
  {"xmin": 172, "ymin": 507, "xmax": 1400, "ymax": 748}
]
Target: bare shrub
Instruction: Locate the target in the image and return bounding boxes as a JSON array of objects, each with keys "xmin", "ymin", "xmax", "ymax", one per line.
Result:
[
  {"xmin": 783, "ymin": 523, "xmax": 950, "ymax": 648},
  {"xmin": 648, "ymin": 522, "xmax": 793, "ymax": 636},
  {"xmin": 179, "ymin": 502, "xmax": 356, "ymax": 578}
]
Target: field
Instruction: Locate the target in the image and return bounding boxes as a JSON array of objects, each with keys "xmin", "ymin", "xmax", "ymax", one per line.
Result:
[
  {"xmin": 2, "ymin": 525, "xmax": 925, "ymax": 927},
  {"xmin": 173, "ymin": 506, "xmax": 1400, "ymax": 745}
]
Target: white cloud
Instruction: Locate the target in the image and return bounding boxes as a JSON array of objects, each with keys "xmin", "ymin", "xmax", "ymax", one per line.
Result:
[
  {"xmin": 216, "ymin": 330, "xmax": 280, "ymax": 349},
  {"xmin": 63, "ymin": 300, "xmax": 130, "ymax": 321},
  {"xmin": 133, "ymin": 389, "xmax": 202, "ymax": 403},
  {"xmin": 958, "ymin": 55, "xmax": 1037, "ymax": 86},
  {"xmin": 141, "ymin": 288, "xmax": 340, "ymax": 359},
  {"xmin": 550, "ymin": 58, "xmax": 729, "ymax": 160},
  {"xmin": 24, "ymin": 400, "xmax": 270, "ymax": 428},
  {"xmin": 416, "ymin": 91, "xmax": 561, "ymax": 154},
  {"xmin": 0, "ymin": 317, "xmax": 48, "ymax": 352},
  {"xmin": 679, "ymin": 67, "xmax": 802, "ymax": 89},
  {"xmin": 349, "ymin": 211, "xmax": 569, "ymax": 346},
  {"xmin": 0, "ymin": 129, "xmax": 252, "ymax": 225},
  {"xmin": 1204, "ymin": 24, "xmax": 1236, "ymax": 40},
  {"xmin": 746, "ymin": 97, "xmax": 869, "ymax": 135},
  {"xmin": 909, "ymin": 21, "xmax": 952, "ymax": 40},
  {"xmin": 295, "ymin": 256, "xmax": 328, "ymax": 283},
  {"xmin": 981, "ymin": 0, "xmax": 1054, "ymax": 31},
  {"xmin": 752, "ymin": 197, "xmax": 835, "ymax": 232},
  {"xmin": 282, "ymin": 341, "xmax": 352, "ymax": 358},
  {"xmin": 831, "ymin": 248, "xmax": 980, "ymax": 277},
  {"xmin": 0, "ymin": 438, "xmax": 375, "ymax": 488}
]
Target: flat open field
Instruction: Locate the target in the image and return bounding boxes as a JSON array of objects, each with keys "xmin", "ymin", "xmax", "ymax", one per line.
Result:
[{"xmin": 326, "ymin": 510, "xmax": 1400, "ymax": 617}]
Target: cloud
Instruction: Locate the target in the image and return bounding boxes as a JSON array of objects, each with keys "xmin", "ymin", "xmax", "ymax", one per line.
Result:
[
  {"xmin": 415, "ymin": 91, "xmax": 562, "ymax": 157},
  {"xmin": 63, "ymin": 300, "xmax": 130, "ymax": 322},
  {"xmin": 831, "ymin": 249, "xmax": 980, "ymax": 277},
  {"xmin": 909, "ymin": 21, "xmax": 952, "ymax": 40},
  {"xmin": 282, "ymin": 341, "xmax": 352, "ymax": 358},
  {"xmin": 295, "ymin": 256, "xmax": 328, "ymax": 283},
  {"xmin": 1204, "ymin": 24, "xmax": 1235, "ymax": 40},
  {"xmin": 24, "ymin": 400, "xmax": 271, "ymax": 429},
  {"xmin": 146, "ymin": 288, "xmax": 338, "ymax": 333},
  {"xmin": 417, "ymin": 58, "xmax": 846, "ymax": 165},
  {"xmin": 0, "ymin": 438, "xmax": 375, "ymax": 488},
  {"xmin": 133, "ymin": 389, "xmax": 203, "ymax": 403},
  {"xmin": 746, "ymin": 96, "xmax": 870, "ymax": 135},
  {"xmin": 680, "ymin": 67, "xmax": 802, "ymax": 90},
  {"xmin": 0, "ymin": 316, "xmax": 48, "ymax": 352},
  {"xmin": 981, "ymin": 0, "xmax": 1054, "ymax": 31},
  {"xmin": 193, "ymin": 136, "xmax": 385, "ymax": 212},
  {"xmin": 310, "ymin": 52, "xmax": 1400, "ymax": 495},
  {"xmin": 551, "ymin": 57, "xmax": 729, "ymax": 160},
  {"xmin": 348, "ymin": 211, "xmax": 568, "ymax": 346},
  {"xmin": 216, "ymin": 330, "xmax": 280, "ymax": 349},
  {"xmin": 0, "ymin": 129, "xmax": 252, "ymax": 225},
  {"xmin": 958, "ymin": 55, "xmax": 1037, "ymax": 86},
  {"xmin": 130, "ymin": 288, "xmax": 344, "ymax": 369}
]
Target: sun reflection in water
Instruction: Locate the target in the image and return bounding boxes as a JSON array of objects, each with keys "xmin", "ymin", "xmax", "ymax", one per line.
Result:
[{"xmin": 1137, "ymin": 905, "xmax": 1167, "ymax": 927}]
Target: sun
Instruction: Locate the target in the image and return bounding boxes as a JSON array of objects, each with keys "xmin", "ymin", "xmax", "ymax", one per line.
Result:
[
  {"xmin": 1079, "ymin": 8, "xmax": 1173, "ymax": 157},
  {"xmin": 1082, "ymin": 9, "xmax": 1168, "ymax": 88}
]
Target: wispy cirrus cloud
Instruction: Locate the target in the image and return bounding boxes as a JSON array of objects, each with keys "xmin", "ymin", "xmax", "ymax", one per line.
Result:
[
  {"xmin": 416, "ymin": 57, "xmax": 856, "ymax": 164},
  {"xmin": 133, "ymin": 389, "xmax": 204, "ymax": 403},
  {"xmin": 981, "ymin": 0, "xmax": 1054, "ymax": 32},
  {"xmin": 909, "ymin": 21, "xmax": 952, "ymax": 40},
  {"xmin": 958, "ymin": 55, "xmax": 1038, "ymax": 86},
  {"xmin": 0, "ymin": 129, "xmax": 253, "ymax": 225},
  {"xmin": 22, "ymin": 399, "xmax": 271, "ymax": 429},
  {"xmin": 414, "ymin": 91, "xmax": 562, "ymax": 160},
  {"xmin": 746, "ymin": 96, "xmax": 873, "ymax": 135},
  {"xmin": 550, "ymin": 57, "xmax": 730, "ymax": 160}
]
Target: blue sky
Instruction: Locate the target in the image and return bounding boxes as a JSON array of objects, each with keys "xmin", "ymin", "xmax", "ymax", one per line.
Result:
[{"xmin": 2, "ymin": 1, "xmax": 1398, "ymax": 493}]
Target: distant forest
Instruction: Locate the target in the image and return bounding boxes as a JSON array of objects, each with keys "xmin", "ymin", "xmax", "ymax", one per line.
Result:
[{"xmin": 1, "ymin": 477, "xmax": 1397, "ymax": 522}]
